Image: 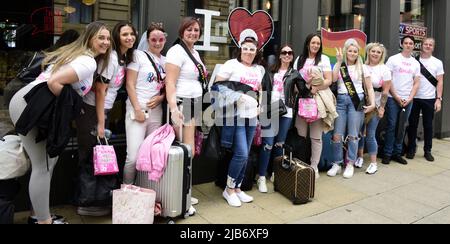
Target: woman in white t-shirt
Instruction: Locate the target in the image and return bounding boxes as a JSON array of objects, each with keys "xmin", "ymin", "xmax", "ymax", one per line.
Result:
[
  {"xmin": 123, "ymin": 23, "xmax": 167, "ymax": 185},
  {"xmin": 356, "ymin": 43, "xmax": 392, "ymax": 175},
  {"xmin": 328, "ymin": 39, "xmax": 375, "ymax": 179},
  {"xmin": 293, "ymin": 33, "xmax": 333, "ymax": 179},
  {"xmin": 166, "ymin": 17, "xmax": 207, "ymax": 153},
  {"xmin": 9, "ymin": 21, "xmax": 111, "ymax": 224},
  {"xmin": 75, "ymin": 22, "xmax": 136, "ymax": 216},
  {"xmin": 165, "ymin": 18, "xmax": 206, "ymax": 212},
  {"xmin": 215, "ymin": 34, "xmax": 264, "ymax": 207},
  {"xmin": 257, "ymin": 44, "xmax": 296, "ymax": 193}
]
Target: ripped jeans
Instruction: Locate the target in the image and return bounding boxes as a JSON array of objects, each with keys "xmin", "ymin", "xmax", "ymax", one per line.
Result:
[
  {"xmin": 258, "ymin": 117, "xmax": 293, "ymax": 176},
  {"xmin": 332, "ymin": 94, "xmax": 364, "ymax": 165}
]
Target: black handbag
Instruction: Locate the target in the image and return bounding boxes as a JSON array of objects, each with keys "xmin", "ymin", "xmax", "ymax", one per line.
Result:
[
  {"xmin": 266, "ymin": 99, "xmax": 288, "ymax": 118},
  {"xmin": 17, "ymin": 51, "xmax": 45, "ymax": 84},
  {"xmin": 201, "ymin": 126, "xmax": 222, "ymax": 163}
]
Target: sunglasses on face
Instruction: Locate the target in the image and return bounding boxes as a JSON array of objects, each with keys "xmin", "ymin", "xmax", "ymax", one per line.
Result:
[
  {"xmin": 241, "ymin": 46, "xmax": 257, "ymax": 53},
  {"xmin": 281, "ymin": 51, "xmax": 293, "ymax": 56},
  {"xmin": 150, "ymin": 37, "xmax": 166, "ymax": 43}
]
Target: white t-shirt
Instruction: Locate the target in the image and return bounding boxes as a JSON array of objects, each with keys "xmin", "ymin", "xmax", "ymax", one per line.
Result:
[
  {"xmin": 217, "ymin": 59, "xmax": 264, "ymax": 119},
  {"xmin": 415, "ymin": 56, "xmax": 445, "ymax": 99},
  {"xmin": 166, "ymin": 44, "xmax": 206, "ymax": 98},
  {"xmin": 126, "ymin": 50, "xmax": 166, "ymax": 108},
  {"xmin": 272, "ymin": 70, "xmax": 293, "ymax": 118},
  {"xmin": 294, "ymin": 55, "xmax": 332, "ymax": 81},
  {"xmin": 364, "ymin": 64, "xmax": 392, "ymax": 107},
  {"xmin": 84, "ymin": 52, "xmax": 125, "ymax": 109},
  {"xmin": 34, "ymin": 55, "xmax": 96, "ymax": 97},
  {"xmin": 337, "ymin": 64, "xmax": 370, "ymax": 95},
  {"xmin": 217, "ymin": 59, "xmax": 264, "ymax": 91},
  {"xmin": 386, "ymin": 53, "xmax": 421, "ymax": 99}
]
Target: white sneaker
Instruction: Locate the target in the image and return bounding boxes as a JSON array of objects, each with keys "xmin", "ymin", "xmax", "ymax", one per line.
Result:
[
  {"xmin": 188, "ymin": 206, "xmax": 196, "ymax": 216},
  {"xmin": 223, "ymin": 190, "xmax": 242, "ymax": 207},
  {"xmin": 366, "ymin": 163, "xmax": 378, "ymax": 175},
  {"xmin": 355, "ymin": 157, "xmax": 364, "ymax": 168},
  {"xmin": 343, "ymin": 164, "xmax": 354, "ymax": 179},
  {"xmin": 257, "ymin": 177, "xmax": 268, "ymax": 193},
  {"xmin": 236, "ymin": 191, "xmax": 254, "ymax": 203},
  {"xmin": 312, "ymin": 166, "xmax": 320, "ymax": 180},
  {"xmin": 327, "ymin": 164, "xmax": 342, "ymax": 177},
  {"xmin": 191, "ymin": 197, "xmax": 199, "ymax": 206}
]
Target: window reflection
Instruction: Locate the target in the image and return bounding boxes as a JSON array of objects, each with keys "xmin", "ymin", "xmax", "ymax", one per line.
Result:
[
  {"xmin": 318, "ymin": 0, "xmax": 369, "ymax": 33},
  {"xmin": 400, "ymin": 0, "xmax": 425, "ymax": 26}
]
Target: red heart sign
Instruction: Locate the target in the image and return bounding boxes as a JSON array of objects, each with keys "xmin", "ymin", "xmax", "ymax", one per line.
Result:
[{"xmin": 228, "ymin": 8, "xmax": 274, "ymax": 50}]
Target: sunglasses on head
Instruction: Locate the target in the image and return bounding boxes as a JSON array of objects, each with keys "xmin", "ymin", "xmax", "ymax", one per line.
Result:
[
  {"xmin": 281, "ymin": 50, "xmax": 293, "ymax": 56},
  {"xmin": 150, "ymin": 37, "xmax": 166, "ymax": 43}
]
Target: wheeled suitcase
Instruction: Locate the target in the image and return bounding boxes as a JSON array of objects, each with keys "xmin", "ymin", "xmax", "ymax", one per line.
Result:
[
  {"xmin": 136, "ymin": 140, "xmax": 193, "ymax": 221},
  {"xmin": 274, "ymin": 146, "xmax": 315, "ymax": 204}
]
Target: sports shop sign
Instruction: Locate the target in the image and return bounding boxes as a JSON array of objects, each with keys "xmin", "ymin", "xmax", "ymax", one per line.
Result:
[{"xmin": 399, "ymin": 23, "xmax": 427, "ymax": 52}]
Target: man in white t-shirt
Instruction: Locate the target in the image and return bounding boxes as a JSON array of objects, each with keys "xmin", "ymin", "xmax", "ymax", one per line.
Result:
[
  {"xmin": 383, "ymin": 36, "xmax": 421, "ymax": 165},
  {"xmin": 406, "ymin": 38, "xmax": 444, "ymax": 162}
]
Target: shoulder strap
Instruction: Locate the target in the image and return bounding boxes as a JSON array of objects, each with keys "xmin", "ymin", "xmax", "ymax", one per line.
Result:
[
  {"xmin": 296, "ymin": 57, "xmax": 301, "ymax": 71},
  {"xmin": 17, "ymin": 51, "xmax": 39, "ymax": 78},
  {"xmin": 177, "ymin": 40, "xmax": 208, "ymax": 92},
  {"xmin": 143, "ymin": 51, "xmax": 162, "ymax": 83},
  {"xmin": 416, "ymin": 56, "xmax": 438, "ymax": 87},
  {"xmin": 340, "ymin": 62, "xmax": 362, "ymax": 111}
]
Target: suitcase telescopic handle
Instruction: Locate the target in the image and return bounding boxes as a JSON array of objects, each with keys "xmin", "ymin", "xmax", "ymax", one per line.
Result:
[{"xmin": 282, "ymin": 145, "xmax": 294, "ymax": 170}]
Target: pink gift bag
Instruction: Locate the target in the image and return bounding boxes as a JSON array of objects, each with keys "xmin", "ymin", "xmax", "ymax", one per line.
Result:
[
  {"xmin": 113, "ymin": 185, "xmax": 156, "ymax": 224},
  {"xmin": 93, "ymin": 137, "xmax": 119, "ymax": 176},
  {"xmin": 298, "ymin": 98, "xmax": 320, "ymax": 123}
]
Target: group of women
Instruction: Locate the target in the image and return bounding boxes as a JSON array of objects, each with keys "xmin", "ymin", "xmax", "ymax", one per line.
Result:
[{"xmin": 9, "ymin": 16, "xmax": 394, "ymax": 221}]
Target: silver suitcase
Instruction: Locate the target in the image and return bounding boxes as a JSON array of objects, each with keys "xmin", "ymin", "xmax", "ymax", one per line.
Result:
[{"xmin": 136, "ymin": 142, "xmax": 192, "ymax": 220}]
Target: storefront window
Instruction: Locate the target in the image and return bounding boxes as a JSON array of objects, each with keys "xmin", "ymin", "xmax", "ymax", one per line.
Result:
[
  {"xmin": 67, "ymin": 0, "xmax": 94, "ymax": 24},
  {"xmin": 400, "ymin": 0, "xmax": 426, "ymax": 26},
  {"xmin": 399, "ymin": 0, "xmax": 427, "ymax": 52},
  {"xmin": 318, "ymin": 0, "xmax": 369, "ymax": 33},
  {"xmin": 0, "ymin": 0, "xmax": 134, "ymax": 136}
]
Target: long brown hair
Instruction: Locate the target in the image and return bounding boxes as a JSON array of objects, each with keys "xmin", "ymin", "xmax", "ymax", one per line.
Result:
[
  {"xmin": 112, "ymin": 21, "xmax": 136, "ymax": 66},
  {"xmin": 271, "ymin": 44, "xmax": 295, "ymax": 73}
]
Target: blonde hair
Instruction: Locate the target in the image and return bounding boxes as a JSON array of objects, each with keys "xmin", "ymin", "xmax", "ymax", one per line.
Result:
[
  {"xmin": 365, "ymin": 42, "xmax": 387, "ymax": 65},
  {"xmin": 42, "ymin": 21, "xmax": 110, "ymax": 75},
  {"xmin": 343, "ymin": 38, "xmax": 364, "ymax": 80}
]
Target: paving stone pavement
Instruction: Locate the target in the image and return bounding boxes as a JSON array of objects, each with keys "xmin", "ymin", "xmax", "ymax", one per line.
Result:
[{"xmin": 13, "ymin": 139, "xmax": 450, "ymax": 224}]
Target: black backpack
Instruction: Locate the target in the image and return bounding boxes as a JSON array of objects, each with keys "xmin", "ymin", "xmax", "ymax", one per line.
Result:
[{"xmin": 3, "ymin": 51, "xmax": 45, "ymax": 107}]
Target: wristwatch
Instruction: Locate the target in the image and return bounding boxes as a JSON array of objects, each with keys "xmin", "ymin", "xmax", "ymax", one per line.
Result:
[{"xmin": 437, "ymin": 97, "xmax": 443, "ymax": 101}]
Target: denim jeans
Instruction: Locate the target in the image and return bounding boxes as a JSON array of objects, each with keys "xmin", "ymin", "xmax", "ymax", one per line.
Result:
[
  {"xmin": 221, "ymin": 118, "xmax": 257, "ymax": 189},
  {"xmin": 407, "ymin": 98, "xmax": 435, "ymax": 154},
  {"xmin": 359, "ymin": 115, "xmax": 381, "ymax": 156},
  {"xmin": 258, "ymin": 117, "xmax": 293, "ymax": 176},
  {"xmin": 332, "ymin": 94, "xmax": 364, "ymax": 164},
  {"xmin": 384, "ymin": 97, "xmax": 413, "ymax": 157}
]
